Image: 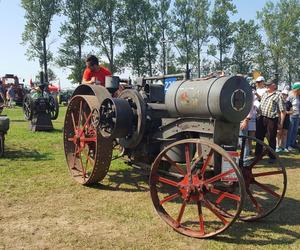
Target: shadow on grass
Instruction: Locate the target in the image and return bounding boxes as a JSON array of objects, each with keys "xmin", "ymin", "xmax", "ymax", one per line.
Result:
[
  {"xmin": 216, "ymin": 196, "xmax": 300, "ymax": 245},
  {"xmin": 90, "ymin": 166, "xmax": 149, "ymax": 193},
  {"xmin": 280, "ymin": 155, "xmax": 300, "ymax": 169},
  {"xmin": 10, "ymin": 119, "xmax": 27, "ymax": 123},
  {"xmin": 3, "ymin": 146, "xmax": 53, "ymax": 161}
]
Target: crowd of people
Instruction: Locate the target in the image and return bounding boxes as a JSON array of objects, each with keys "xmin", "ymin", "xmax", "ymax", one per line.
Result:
[{"xmin": 240, "ymin": 76, "xmax": 300, "ymax": 163}]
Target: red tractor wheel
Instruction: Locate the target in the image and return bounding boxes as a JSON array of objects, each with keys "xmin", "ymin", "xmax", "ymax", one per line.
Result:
[
  {"xmin": 64, "ymin": 95, "xmax": 113, "ymax": 185},
  {"xmin": 150, "ymin": 139, "xmax": 246, "ymax": 238},
  {"xmin": 238, "ymin": 135, "xmax": 287, "ymax": 221}
]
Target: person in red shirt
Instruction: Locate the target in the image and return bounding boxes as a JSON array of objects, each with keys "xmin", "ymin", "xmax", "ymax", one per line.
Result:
[{"xmin": 82, "ymin": 55, "xmax": 112, "ymax": 86}]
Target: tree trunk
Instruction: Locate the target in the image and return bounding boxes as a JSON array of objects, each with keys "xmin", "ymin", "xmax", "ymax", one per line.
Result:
[
  {"xmin": 109, "ymin": 13, "xmax": 114, "ymax": 73},
  {"xmin": 144, "ymin": 17, "xmax": 152, "ymax": 76},
  {"xmin": 197, "ymin": 40, "xmax": 201, "ymax": 78},
  {"xmin": 42, "ymin": 36, "xmax": 48, "ymax": 83}
]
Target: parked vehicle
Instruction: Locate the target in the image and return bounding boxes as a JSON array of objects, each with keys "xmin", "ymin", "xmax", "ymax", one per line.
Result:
[{"xmin": 1, "ymin": 74, "xmax": 28, "ymax": 106}]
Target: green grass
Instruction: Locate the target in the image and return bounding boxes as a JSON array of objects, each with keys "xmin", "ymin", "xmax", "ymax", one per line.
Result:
[{"xmin": 0, "ymin": 106, "xmax": 300, "ymax": 250}]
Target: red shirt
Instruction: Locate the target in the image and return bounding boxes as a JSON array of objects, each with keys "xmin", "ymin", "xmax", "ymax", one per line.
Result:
[{"xmin": 82, "ymin": 65, "xmax": 112, "ymax": 86}]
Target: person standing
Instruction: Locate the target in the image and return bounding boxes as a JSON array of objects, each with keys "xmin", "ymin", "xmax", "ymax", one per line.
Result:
[
  {"xmin": 82, "ymin": 55, "xmax": 112, "ymax": 86},
  {"xmin": 255, "ymin": 78, "xmax": 286, "ymax": 163},
  {"xmin": 276, "ymin": 89, "xmax": 292, "ymax": 152},
  {"xmin": 6, "ymin": 84, "xmax": 15, "ymax": 108},
  {"xmin": 286, "ymin": 82, "xmax": 300, "ymax": 150}
]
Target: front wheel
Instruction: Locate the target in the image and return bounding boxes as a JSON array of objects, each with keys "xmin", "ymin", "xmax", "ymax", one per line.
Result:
[{"xmin": 150, "ymin": 138, "xmax": 246, "ymax": 238}]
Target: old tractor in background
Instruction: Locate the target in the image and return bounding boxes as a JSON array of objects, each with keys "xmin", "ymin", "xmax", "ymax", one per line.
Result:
[
  {"xmin": 63, "ymin": 74, "xmax": 287, "ymax": 238},
  {"xmin": 23, "ymin": 72, "xmax": 59, "ymax": 131},
  {"xmin": 1, "ymin": 74, "xmax": 27, "ymax": 106}
]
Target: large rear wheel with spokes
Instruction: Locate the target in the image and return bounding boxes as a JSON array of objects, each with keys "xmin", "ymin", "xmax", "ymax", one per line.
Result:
[
  {"xmin": 64, "ymin": 95, "xmax": 113, "ymax": 185},
  {"xmin": 238, "ymin": 135, "xmax": 287, "ymax": 221},
  {"xmin": 150, "ymin": 138, "xmax": 246, "ymax": 238}
]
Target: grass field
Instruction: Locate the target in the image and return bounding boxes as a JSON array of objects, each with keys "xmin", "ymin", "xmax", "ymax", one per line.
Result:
[{"xmin": 0, "ymin": 106, "xmax": 300, "ymax": 250}]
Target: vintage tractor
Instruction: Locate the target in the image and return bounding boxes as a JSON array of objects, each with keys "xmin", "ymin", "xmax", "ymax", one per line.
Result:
[
  {"xmin": 1, "ymin": 74, "xmax": 27, "ymax": 106},
  {"xmin": 23, "ymin": 73, "xmax": 59, "ymax": 131},
  {"xmin": 63, "ymin": 74, "xmax": 286, "ymax": 238}
]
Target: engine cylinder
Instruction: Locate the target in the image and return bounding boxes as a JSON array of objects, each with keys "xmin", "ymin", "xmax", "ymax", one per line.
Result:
[{"xmin": 165, "ymin": 76, "xmax": 252, "ymax": 122}]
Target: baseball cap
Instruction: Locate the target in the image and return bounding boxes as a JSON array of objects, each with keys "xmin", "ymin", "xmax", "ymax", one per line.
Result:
[
  {"xmin": 265, "ymin": 78, "xmax": 276, "ymax": 86},
  {"xmin": 256, "ymin": 76, "xmax": 265, "ymax": 82},
  {"xmin": 292, "ymin": 82, "xmax": 300, "ymax": 90},
  {"xmin": 282, "ymin": 89, "xmax": 289, "ymax": 95}
]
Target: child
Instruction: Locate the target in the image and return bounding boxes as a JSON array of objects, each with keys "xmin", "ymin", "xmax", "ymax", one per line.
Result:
[{"xmin": 276, "ymin": 89, "xmax": 292, "ymax": 152}]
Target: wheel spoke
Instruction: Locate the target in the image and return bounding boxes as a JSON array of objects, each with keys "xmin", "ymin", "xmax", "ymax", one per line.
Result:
[
  {"xmin": 197, "ymin": 201, "xmax": 205, "ymax": 235},
  {"xmin": 78, "ymin": 100, "xmax": 83, "ymax": 128},
  {"xmin": 252, "ymin": 170, "xmax": 283, "ymax": 178},
  {"xmin": 176, "ymin": 200, "xmax": 186, "ymax": 227},
  {"xmin": 81, "ymin": 137, "xmax": 97, "ymax": 143},
  {"xmin": 79, "ymin": 112, "xmax": 93, "ymax": 137},
  {"xmin": 199, "ymin": 148, "xmax": 213, "ymax": 176},
  {"xmin": 185, "ymin": 143, "xmax": 192, "ymax": 177},
  {"xmin": 162, "ymin": 153, "xmax": 185, "ymax": 175},
  {"xmin": 71, "ymin": 112, "xmax": 77, "ymax": 132},
  {"xmin": 157, "ymin": 176, "xmax": 178, "ymax": 187},
  {"xmin": 78, "ymin": 154, "xmax": 87, "ymax": 181},
  {"xmin": 253, "ymin": 181, "xmax": 280, "ymax": 198},
  {"xmin": 191, "ymin": 156, "xmax": 203, "ymax": 173},
  {"xmin": 249, "ymin": 148, "xmax": 269, "ymax": 168},
  {"xmin": 160, "ymin": 193, "xmax": 179, "ymax": 205},
  {"xmin": 203, "ymin": 199, "xmax": 228, "ymax": 225},
  {"xmin": 210, "ymin": 188, "xmax": 241, "ymax": 204},
  {"xmin": 204, "ymin": 169, "xmax": 235, "ymax": 184},
  {"xmin": 205, "ymin": 200, "xmax": 233, "ymax": 218},
  {"xmin": 82, "ymin": 148, "xmax": 95, "ymax": 166},
  {"xmin": 246, "ymin": 188, "xmax": 263, "ymax": 212},
  {"xmin": 71, "ymin": 144, "xmax": 78, "ymax": 170}
]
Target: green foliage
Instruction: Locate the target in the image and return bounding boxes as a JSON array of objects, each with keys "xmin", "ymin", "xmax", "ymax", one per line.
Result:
[
  {"xmin": 118, "ymin": 0, "xmax": 158, "ymax": 76},
  {"xmin": 57, "ymin": 0, "xmax": 90, "ymax": 84},
  {"xmin": 257, "ymin": 0, "xmax": 300, "ymax": 81},
  {"xmin": 35, "ymin": 68, "xmax": 57, "ymax": 82},
  {"xmin": 21, "ymin": 0, "xmax": 60, "ymax": 82},
  {"xmin": 172, "ymin": 0, "xmax": 195, "ymax": 73},
  {"xmin": 153, "ymin": 0, "xmax": 171, "ymax": 74},
  {"xmin": 231, "ymin": 19, "xmax": 261, "ymax": 75},
  {"xmin": 191, "ymin": 0, "xmax": 210, "ymax": 77},
  {"xmin": 89, "ymin": 0, "xmax": 122, "ymax": 74},
  {"xmin": 209, "ymin": 0, "xmax": 237, "ymax": 70}
]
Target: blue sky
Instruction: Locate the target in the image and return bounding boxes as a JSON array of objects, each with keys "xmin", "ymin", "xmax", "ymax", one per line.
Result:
[{"xmin": 0, "ymin": 0, "xmax": 276, "ymax": 88}]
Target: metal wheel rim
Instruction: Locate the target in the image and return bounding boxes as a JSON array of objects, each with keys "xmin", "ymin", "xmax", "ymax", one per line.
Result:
[
  {"xmin": 238, "ymin": 135, "xmax": 287, "ymax": 221},
  {"xmin": 150, "ymin": 138, "xmax": 245, "ymax": 238},
  {"xmin": 64, "ymin": 95, "xmax": 113, "ymax": 185}
]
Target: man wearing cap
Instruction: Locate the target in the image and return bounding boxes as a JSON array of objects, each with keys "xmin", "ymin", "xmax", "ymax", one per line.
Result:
[
  {"xmin": 286, "ymin": 82, "xmax": 300, "ymax": 150},
  {"xmin": 255, "ymin": 78, "xmax": 286, "ymax": 163}
]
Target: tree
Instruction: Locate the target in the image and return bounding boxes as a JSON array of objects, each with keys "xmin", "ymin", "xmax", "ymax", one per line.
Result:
[
  {"xmin": 89, "ymin": 0, "xmax": 122, "ymax": 74},
  {"xmin": 21, "ymin": 0, "xmax": 60, "ymax": 82},
  {"xmin": 257, "ymin": 1, "xmax": 283, "ymax": 77},
  {"xmin": 231, "ymin": 19, "xmax": 261, "ymax": 74},
  {"xmin": 191, "ymin": 0, "xmax": 210, "ymax": 77},
  {"xmin": 118, "ymin": 0, "xmax": 158, "ymax": 76},
  {"xmin": 172, "ymin": 0, "xmax": 195, "ymax": 77},
  {"xmin": 153, "ymin": 0, "xmax": 171, "ymax": 75},
  {"xmin": 258, "ymin": 0, "xmax": 300, "ymax": 82},
  {"xmin": 57, "ymin": 0, "xmax": 90, "ymax": 84},
  {"xmin": 278, "ymin": 0, "xmax": 300, "ymax": 82},
  {"xmin": 209, "ymin": 0, "xmax": 236, "ymax": 70}
]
